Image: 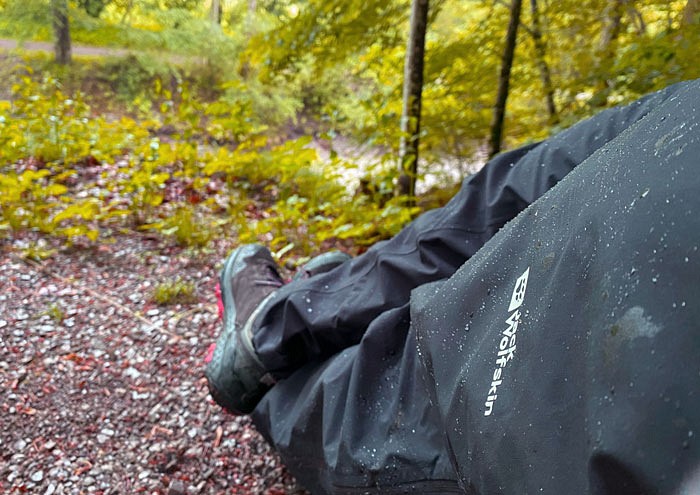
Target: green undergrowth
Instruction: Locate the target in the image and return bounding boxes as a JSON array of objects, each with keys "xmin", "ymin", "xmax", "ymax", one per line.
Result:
[
  {"xmin": 0, "ymin": 65, "xmax": 422, "ymax": 262},
  {"xmin": 152, "ymin": 277, "xmax": 197, "ymax": 305}
]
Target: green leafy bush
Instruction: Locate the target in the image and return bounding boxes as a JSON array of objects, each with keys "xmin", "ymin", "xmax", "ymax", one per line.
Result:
[{"xmin": 0, "ymin": 64, "xmax": 419, "ymax": 258}]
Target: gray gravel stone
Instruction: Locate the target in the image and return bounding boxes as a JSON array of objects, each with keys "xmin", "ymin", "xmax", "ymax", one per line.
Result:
[
  {"xmin": 168, "ymin": 479, "xmax": 188, "ymax": 495},
  {"xmin": 0, "ymin": 235, "xmax": 305, "ymax": 494}
]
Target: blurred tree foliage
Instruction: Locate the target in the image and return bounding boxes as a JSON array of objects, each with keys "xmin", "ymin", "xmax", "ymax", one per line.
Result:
[
  {"xmin": 239, "ymin": 0, "xmax": 699, "ymax": 158},
  {"xmin": 0, "ymin": 0, "xmax": 699, "ymax": 257},
  {"xmin": 2, "ymin": 0, "xmax": 697, "ymax": 155}
]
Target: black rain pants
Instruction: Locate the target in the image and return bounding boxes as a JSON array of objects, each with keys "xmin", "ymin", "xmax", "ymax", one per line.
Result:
[{"xmin": 249, "ymin": 79, "xmax": 700, "ymax": 494}]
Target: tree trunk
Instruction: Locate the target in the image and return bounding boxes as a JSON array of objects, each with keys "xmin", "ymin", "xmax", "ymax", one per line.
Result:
[
  {"xmin": 398, "ymin": 0, "xmax": 429, "ymax": 198},
  {"xmin": 487, "ymin": 0, "xmax": 522, "ymax": 158},
  {"xmin": 682, "ymin": 0, "xmax": 700, "ymax": 24},
  {"xmin": 51, "ymin": 0, "xmax": 71, "ymax": 65},
  {"xmin": 626, "ymin": 5, "xmax": 646, "ymax": 35},
  {"xmin": 211, "ymin": 0, "xmax": 222, "ymax": 26},
  {"xmin": 529, "ymin": 0, "xmax": 557, "ymax": 123},
  {"xmin": 120, "ymin": 0, "xmax": 134, "ymax": 24},
  {"xmin": 592, "ymin": 0, "xmax": 625, "ymax": 106},
  {"xmin": 599, "ymin": 0, "xmax": 624, "ymax": 54}
]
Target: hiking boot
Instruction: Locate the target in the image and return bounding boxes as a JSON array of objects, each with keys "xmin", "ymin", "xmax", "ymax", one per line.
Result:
[
  {"xmin": 205, "ymin": 244, "xmax": 283, "ymax": 415},
  {"xmin": 292, "ymin": 250, "xmax": 352, "ymax": 281}
]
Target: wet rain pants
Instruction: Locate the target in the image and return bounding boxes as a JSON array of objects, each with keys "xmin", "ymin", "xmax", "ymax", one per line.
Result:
[{"xmin": 249, "ymin": 78, "xmax": 700, "ymax": 494}]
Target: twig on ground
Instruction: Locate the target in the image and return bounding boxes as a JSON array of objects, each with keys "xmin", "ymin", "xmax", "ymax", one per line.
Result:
[{"xmin": 14, "ymin": 253, "xmax": 180, "ymax": 337}]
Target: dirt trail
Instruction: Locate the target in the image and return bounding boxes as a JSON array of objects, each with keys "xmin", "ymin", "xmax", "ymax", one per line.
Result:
[{"xmin": 0, "ymin": 37, "xmax": 130, "ymax": 57}]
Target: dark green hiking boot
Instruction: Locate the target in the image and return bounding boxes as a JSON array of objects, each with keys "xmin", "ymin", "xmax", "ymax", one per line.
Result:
[{"xmin": 205, "ymin": 244, "xmax": 283, "ymax": 415}]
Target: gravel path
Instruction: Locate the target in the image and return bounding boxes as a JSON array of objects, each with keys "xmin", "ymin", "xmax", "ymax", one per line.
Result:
[{"xmin": 0, "ymin": 232, "xmax": 306, "ymax": 494}]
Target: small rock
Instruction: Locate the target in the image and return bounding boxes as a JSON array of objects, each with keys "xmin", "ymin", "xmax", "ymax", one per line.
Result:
[
  {"xmin": 48, "ymin": 467, "xmax": 67, "ymax": 478},
  {"xmin": 31, "ymin": 470, "xmax": 44, "ymax": 482},
  {"xmin": 39, "ymin": 324, "xmax": 55, "ymax": 334},
  {"xmin": 168, "ymin": 479, "xmax": 187, "ymax": 495},
  {"xmin": 123, "ymin": 367, "xmax": 141, "ymax": 380},
  {"xmin": 148, "ymin": 403, "xmax": 161, "ymax": 421}
]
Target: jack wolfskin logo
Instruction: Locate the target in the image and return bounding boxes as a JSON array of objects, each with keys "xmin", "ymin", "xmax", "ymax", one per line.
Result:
[
  {"xmin": 508, "ymin": 268, "xmax": 529, "ymax": 312},
  {"xmin": 484, "ymin": 267, "xmax": 530, "ymax": 417}
]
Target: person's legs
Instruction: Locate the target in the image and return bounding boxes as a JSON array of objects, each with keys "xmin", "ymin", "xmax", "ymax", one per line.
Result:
[
  {"xmin": 207, "ymin": 80, "xmax": 684, "ymax": 416},
  {"xmin": 251, "ymin": 79, "xmax": 699, "ymax": 494},
  {"xmin": 253, "ymin": 82, "xmax": 682, "ymax": 379},
  {"xmin": 253, "ymin": 303, "xmax": 463, "ymax": 494},
  {"xmin": 411, "ymin": 78, "xmax": 700, "ymax": 493},
  {"xmin": 206, "ymin": 248, "xmax": 351, "ymax": 415}
]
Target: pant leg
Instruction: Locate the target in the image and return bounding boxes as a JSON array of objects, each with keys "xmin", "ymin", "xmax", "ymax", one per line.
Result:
[
  {"xmin": 253, "ymin": 84, "xmax": 681, "ymax": 379},
  {"xmin": 251, "ymin": 80, "xmax": 696, "ymax": 494},
  {"xmin": 253, "ymin": 303, "xmax": 463, "ymax": 494},
  {"xmin": 412, "ymin": 78, "xmax": 700, "ymax": 493}
]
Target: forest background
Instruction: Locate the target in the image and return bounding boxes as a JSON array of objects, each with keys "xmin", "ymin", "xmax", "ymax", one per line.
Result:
[
  {"xmin": 1, "ymin": 0, "xmax": 700, "ymax": 262},
  {"xmin": 1, "ymin": 1, "xmax": 700, "ymax": 493}
]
